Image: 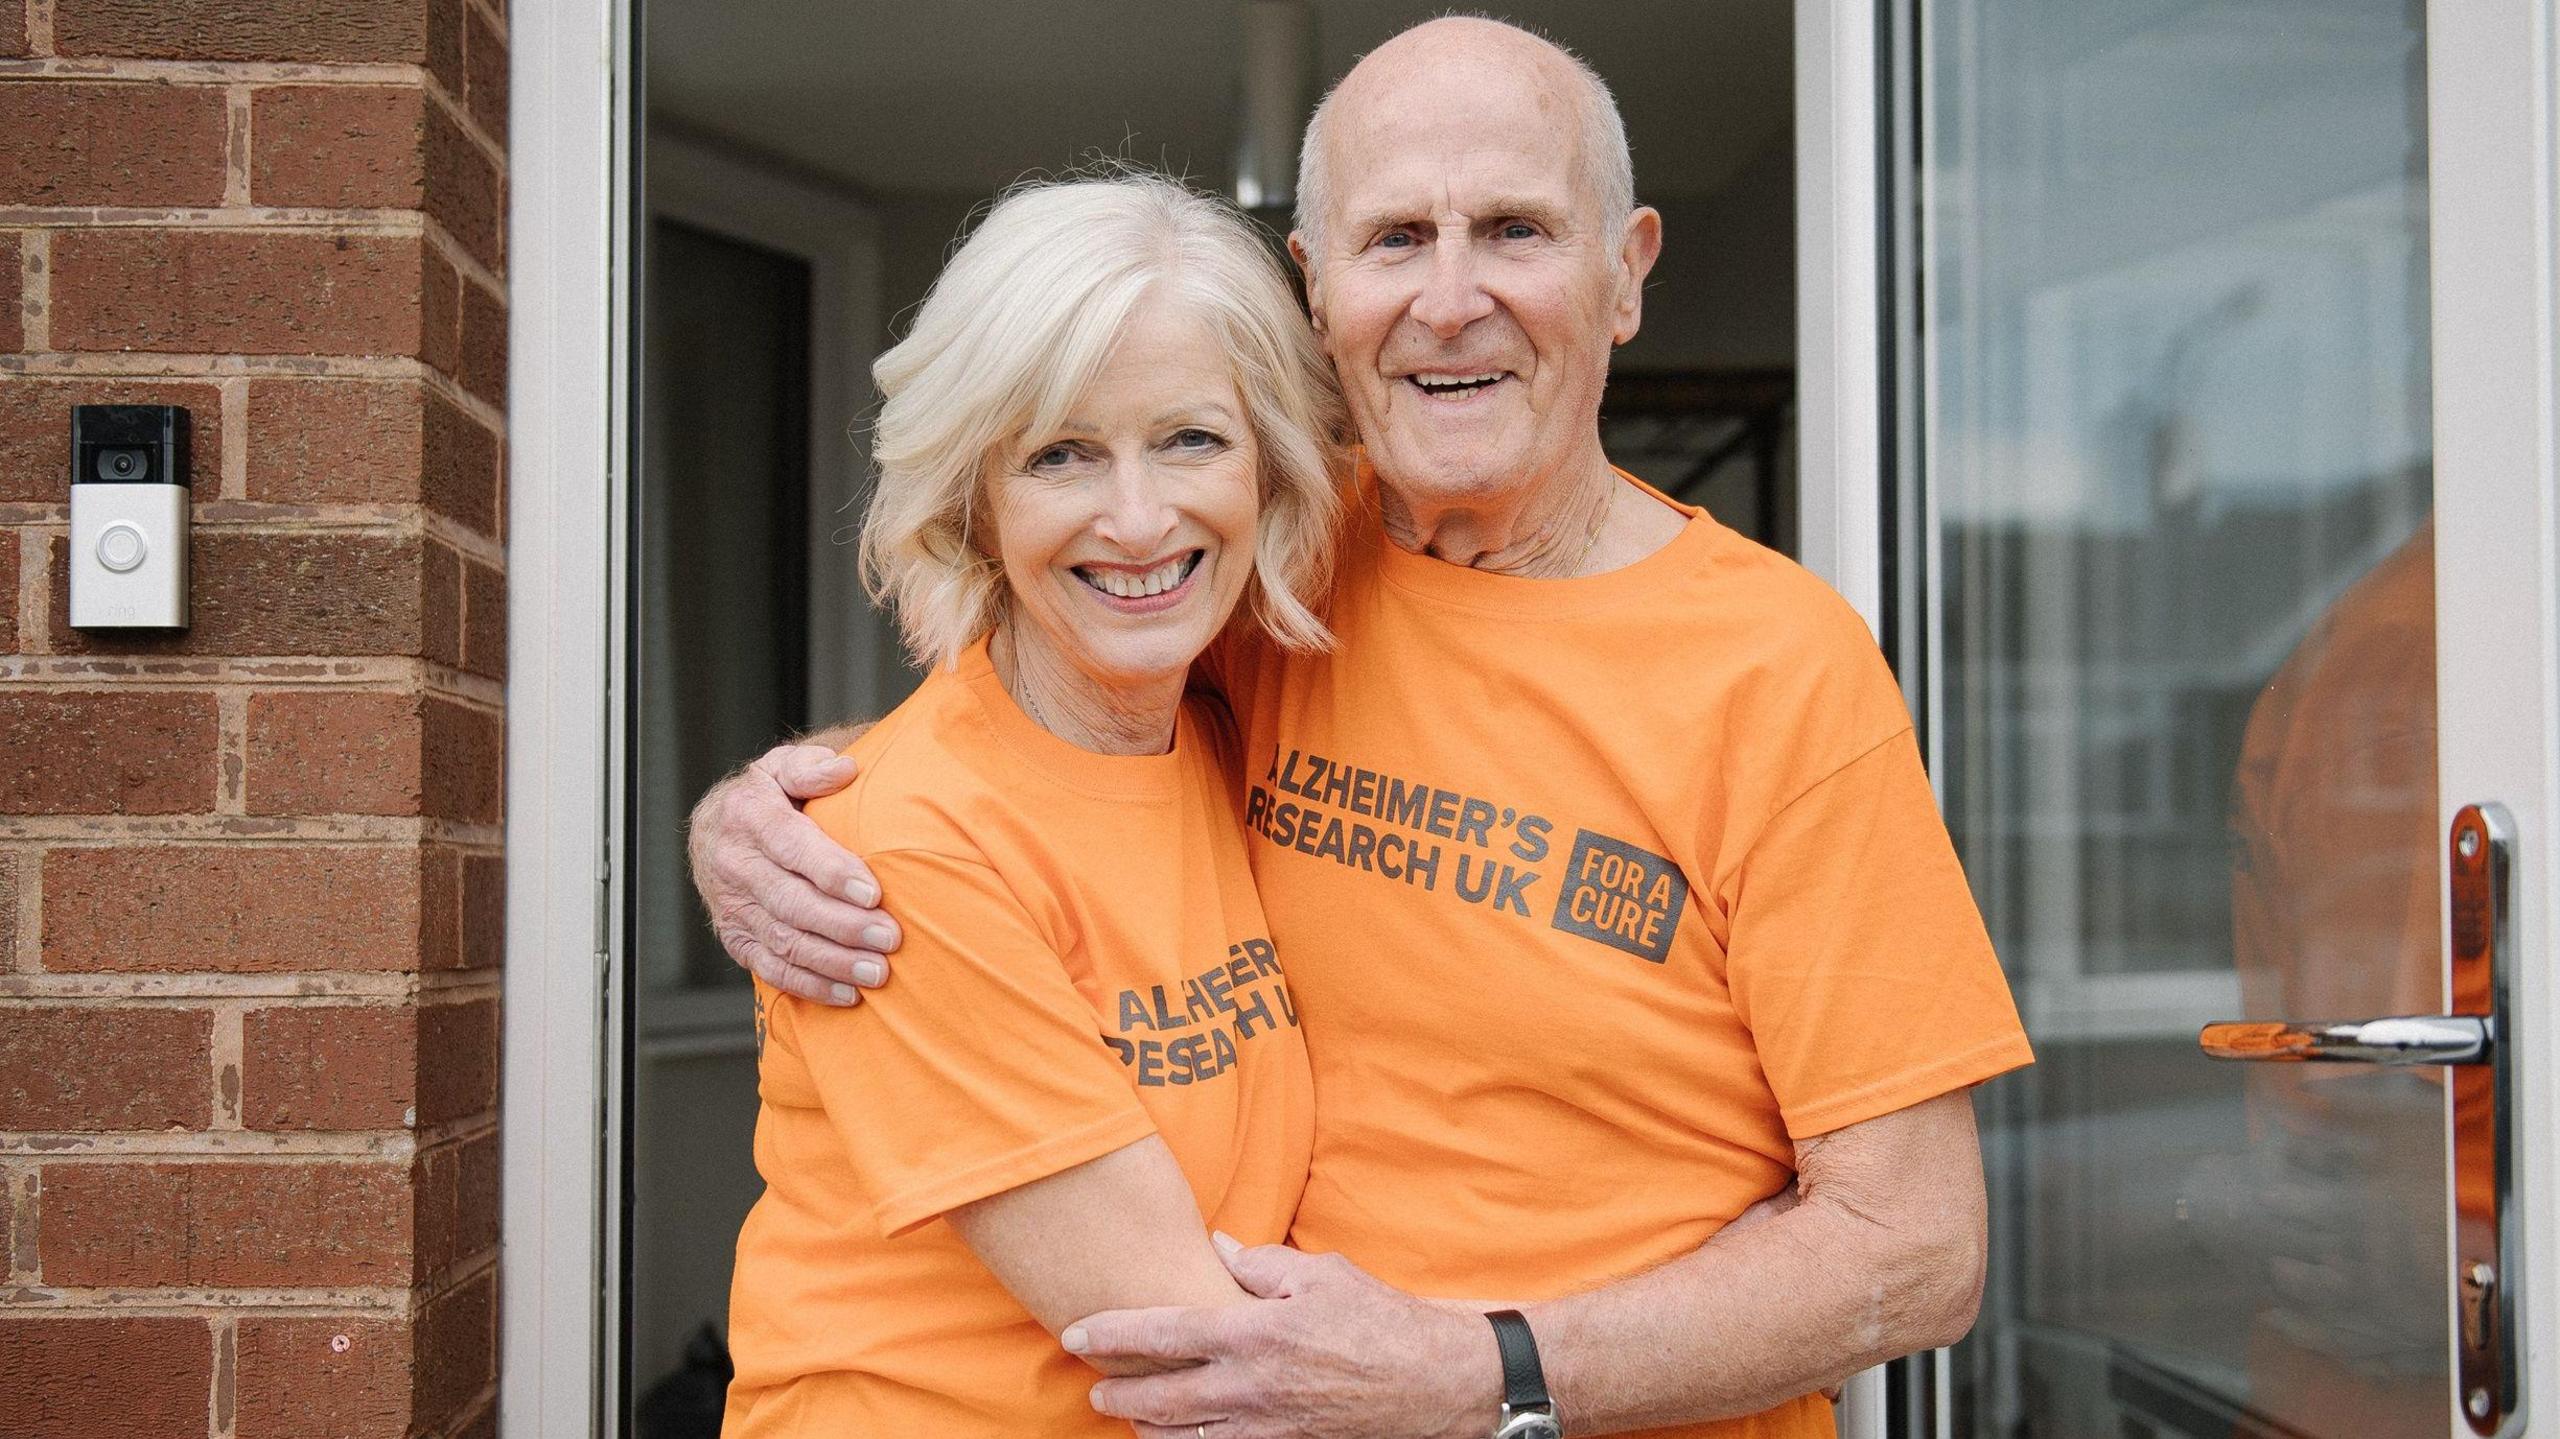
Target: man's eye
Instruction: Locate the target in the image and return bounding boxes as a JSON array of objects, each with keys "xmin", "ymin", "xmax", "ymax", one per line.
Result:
[
  {"xmin": 1377, "ymin": 230, "xmax": 1416, "ymax": 250},
  {"xmin": 1500, "ymin": 222, "xmax": 1538, "ymax": 240}
]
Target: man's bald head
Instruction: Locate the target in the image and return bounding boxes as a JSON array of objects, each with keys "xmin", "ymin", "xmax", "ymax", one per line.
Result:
[{"xmin": 1294, "ymin": 17, "xmax": 1635, "ymax": 263}]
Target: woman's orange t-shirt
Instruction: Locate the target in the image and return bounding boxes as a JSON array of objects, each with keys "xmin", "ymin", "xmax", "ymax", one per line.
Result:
[{"xmin": 720, "ymin": 636, "xmax": 1314, "ymax": 1437}]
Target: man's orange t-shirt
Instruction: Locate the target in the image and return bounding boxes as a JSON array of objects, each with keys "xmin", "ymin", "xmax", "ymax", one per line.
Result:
[
  {"xmin": 722, "ymin": 635, "xmax": 1314, "ymax": 1437},
  {"xmin": 1223, "ymin": 469, "xmax": 2033, "ymax": 1439}
]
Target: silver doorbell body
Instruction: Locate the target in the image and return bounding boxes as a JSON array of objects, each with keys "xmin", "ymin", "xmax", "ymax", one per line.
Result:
[{"xmin": 69, "ymin": 405, "xmax": 191, "ymax": 630}]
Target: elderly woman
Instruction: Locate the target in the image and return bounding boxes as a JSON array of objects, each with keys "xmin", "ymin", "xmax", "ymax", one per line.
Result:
[{"xmin": 719, "ymin": 175, "xmax": 1344, "ymax": 1435}]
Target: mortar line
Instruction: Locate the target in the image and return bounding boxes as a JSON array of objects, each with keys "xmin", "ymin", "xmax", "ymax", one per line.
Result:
[
  {"xmin": 23, "ymin": 0, "xmax": 50, "ymax": 57},
  {"xmin": 210, "ymin": 1003, "xmax": 245, "ymax": 1129},
  {"xmin": 20, "ymin": 228, "xmax": 47, "ymax": 352},
  {"xmin": 218, "ymin": 377, "xmax": 248, "ymax": 498},
  {"xmin": 19, "ymin": 528, "xmax": 50, "ymax": 656},
  {"xmin": 216, "ymin": 688, "xmax": 248, "ymax": 814},
  {"xmin": 223, "ymin": 86, "xmax": 252, "ymax": 209}
]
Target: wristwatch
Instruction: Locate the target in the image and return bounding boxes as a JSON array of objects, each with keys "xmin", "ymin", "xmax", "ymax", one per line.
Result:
[{"xmin": 1484, "ymin": 1310, "xmax": 1562, "ymax": 1438}]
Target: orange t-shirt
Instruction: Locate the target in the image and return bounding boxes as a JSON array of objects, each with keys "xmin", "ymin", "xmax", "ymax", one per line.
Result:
[
  {"xmin": 721, "ymin": 636, "xmax": 1314, "ymax": 1438},
  {"xmin": 1222, "ymin": 468, "xmax": 2033, "ymax": 1439}
]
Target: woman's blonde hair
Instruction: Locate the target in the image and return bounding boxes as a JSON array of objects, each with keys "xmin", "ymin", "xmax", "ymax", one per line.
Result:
[{"xmin": 859, "ymin": 172, "xmax": 1346, "ymax": 669}]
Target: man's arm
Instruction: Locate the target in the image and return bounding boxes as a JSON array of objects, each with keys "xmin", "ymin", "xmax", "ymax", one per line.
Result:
[
  {"xmin": 685, "ymin": 732, "xmax": 899, "ymax": 1003},
  {"xmin": 1072, "ymin": 1090, "xmax": 1986, "ymax": 1438}
]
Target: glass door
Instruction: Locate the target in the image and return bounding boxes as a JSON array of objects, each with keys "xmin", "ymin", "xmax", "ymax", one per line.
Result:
[{"xmin": 1892, "ymin": 0, "xmax": 2554, "ymax": 1435}]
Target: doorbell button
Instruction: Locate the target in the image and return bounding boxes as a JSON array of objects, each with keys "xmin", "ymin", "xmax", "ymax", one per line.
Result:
[{"xmin": 97, "ymin": 522, "xmax": 147, "ymax": 572}]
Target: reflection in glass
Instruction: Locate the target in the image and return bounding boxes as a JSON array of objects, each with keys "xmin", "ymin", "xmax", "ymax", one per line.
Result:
[{"xmin": 1920, "ymin": 2, "xmax": 2445, "ymax": 1434}]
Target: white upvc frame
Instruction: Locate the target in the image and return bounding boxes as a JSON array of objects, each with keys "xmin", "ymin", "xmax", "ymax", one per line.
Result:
[
  {"xmin": 503, "ymin": 0, "xmax": 628, "ymax": 1433},
  {"xmin": 1795, "ymin": 5, "xmax": 1895, "ymax": 1436},
  {"xmin": 2426, "ymin": 2, "xmax": 2559, "ymax": 1431}
]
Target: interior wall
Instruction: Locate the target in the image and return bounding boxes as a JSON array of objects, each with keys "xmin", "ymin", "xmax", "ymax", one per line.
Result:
[{"xmin": 1620, "ymin": 133, "xmax": 1798, "ymax": 373}]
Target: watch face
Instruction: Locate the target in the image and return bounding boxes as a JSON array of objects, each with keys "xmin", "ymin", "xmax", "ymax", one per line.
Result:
[{"xmin": 1494, "ymin": 1413, "xmax": 1561, "ymax": 1439}]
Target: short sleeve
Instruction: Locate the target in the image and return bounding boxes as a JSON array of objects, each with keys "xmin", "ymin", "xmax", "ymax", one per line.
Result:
[
  {"xmin": 1718, "ymin": 729, "xmax": 2034, "ymax": 1139},
  {"xmin": 765, "ymin": 847, "xmax": 1156, "ymax": 1236}
]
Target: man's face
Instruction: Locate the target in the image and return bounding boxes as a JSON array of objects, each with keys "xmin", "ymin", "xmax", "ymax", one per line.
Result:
[{"xmin": 1295, "ymin": 55, "xmax": 1657, "ymax": 510}]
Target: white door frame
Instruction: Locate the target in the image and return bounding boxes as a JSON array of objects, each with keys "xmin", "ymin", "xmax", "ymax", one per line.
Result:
[
  {"xmin": 504, "ymin": 0, "xmax": 628, "ymax": 1432},
  {"xmin": 2427, "ymin": 2, "xmax": 2558, "ymax": 1431}
]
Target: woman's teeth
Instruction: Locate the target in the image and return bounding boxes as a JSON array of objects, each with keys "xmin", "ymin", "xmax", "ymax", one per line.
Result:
[{"xmin": 1076, "ymin": 551, "xmax": 1201, "ymax": 599}]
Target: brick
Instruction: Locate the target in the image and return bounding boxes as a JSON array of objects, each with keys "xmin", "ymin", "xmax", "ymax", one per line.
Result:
[
  {"xmin": 422, "ymin": 534, "xmax": 463, "ymax": 668},
  {"xmin": 55, "ymin": 0, "xmax": 429, "ymax": 63},
  {"xmin": 415, "ymin": 998, "xmax": 497, "ymax": 1123},
  {"xmin": 459, "ymin": 851, "xmax": 500, "ymax": 969},
  {"xmin": 0, "ymin": 540, "xmax": 15, "ymax": 651},
  {"xmin": 415, "ymin": 1267, "xmax": 496, "ymax": 1426},
  {"xmin": 458, "ymin": 272, "xmax": 504, "ymax": 407},
  {"xmin": 462, "ymin": 558, "xmax": 504, "ymax": 679},
  {"xmin": 424, "ymin": 103, "xmax": 501, "ymax": 273},
  {"xmin": 410, "ymin": 1131, "xmax": 497, "ymax": 1279},
  {"xmin": 235, "ymin": 1313, "xmax": 413, "ymax": 1439},
  {"xmin": 244, "ymin": 376, "xmax": 419, "ymax": 505},
  {"xmin": 42, "ymin": 844, "xmax": 432, "ymax": 973},
  {"xmin": 0, "ymin": 231, "xmax": 22, "ymax": 353},
  {"xmin": 0, "ymin": 83, "xmax": 229, "ymax": 207},
  {"xmin": 423, "ymin": 387, "xmax": 499, "ymax": 534},
  {"xmin": 0, "ymin": 1005, "xmax": 213, "ymax": 1129},
  {"xmin": 249, "ymin": 85, "xmax": 422, "ymax": 210},
  {"xmin": 49, "ymin": 531, "xmax": 430, "ymax": 657},
  {"xmin": 0, "ymin": 1317, "xmax": 213, "ymax": 1439},
  {"xmin": 0, "ymin": 691, "xmax": 217, "ymax": 814},
  {"xmin": 241, "ymin": 1003, "xmax": 410, "ymax": 1129},
  {"xmin": 40, "ymin": 1159, "xmax": 410, "ymax": 1286},
  {"xmin": 246, "ymin": 689, "xmax": 418, "ymax": 816},
  {"xmin": 420, "ymin": 243, "xmax": 461, "ymax": 381},
  {"xmin": 466, "ymin": 7, "xmax": 508, "ymax": 146},
  {"xmin": 0, "ymin": 5, "xmax": 25, "ymax": 57},
  {"xmin": 424, "ymin": 696, "xmax": 498, "ymax": 822},
  {"xmin": 0, "ymin": 376, "xmax": 223, "ymax": 503},
  {"xmin": 419, "ymin": 845, "xmax": 461, "ymax": 970},
  {"xmin": 51, "ymin": 229, "xmax": 422, "ymax": 357},
  {"xmin": 426, "ymin": 0, "xmax": 467, "ymax": 99}
]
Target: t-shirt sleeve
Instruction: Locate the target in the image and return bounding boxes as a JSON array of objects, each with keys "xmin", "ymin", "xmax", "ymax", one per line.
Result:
[
  {"xmin": 1718, "ymin": 728, "xmax": 2034, "ymax": 1139},
  {"xmin": 765, "ymin": 846, "xmax": 1157, "ymax": 1236}
]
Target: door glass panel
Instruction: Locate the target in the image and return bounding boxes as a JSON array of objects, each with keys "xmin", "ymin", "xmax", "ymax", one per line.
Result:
[{"xmin": 1918, "ymin": 2, "xmax": 2445, "ymax": 1435}]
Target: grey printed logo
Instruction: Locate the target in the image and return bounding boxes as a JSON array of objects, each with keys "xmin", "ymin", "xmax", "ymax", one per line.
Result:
[{"xmin": 1548, "ymin": 829, "xmax": 1688, "ymax": 963}]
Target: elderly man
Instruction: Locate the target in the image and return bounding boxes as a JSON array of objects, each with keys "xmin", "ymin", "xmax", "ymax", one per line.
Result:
[{"xmin": 689, "ymin": 17, "xmax": 2031, "ymax": 1438}]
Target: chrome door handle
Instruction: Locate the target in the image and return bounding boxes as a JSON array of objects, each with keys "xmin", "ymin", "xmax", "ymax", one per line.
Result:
[
  {"xmin": 2197, "ymin": 803, "xmax": 2522, "ymax": 1437},
  {"xmin": 2197, "ymin": 1014, "xmax": 2490, "ymax": 1065}
]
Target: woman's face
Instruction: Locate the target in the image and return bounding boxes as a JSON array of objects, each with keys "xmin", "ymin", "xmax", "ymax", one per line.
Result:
[{"xmin": 987, "ymin": 293, "xmax": 1262, "ymax": 695}]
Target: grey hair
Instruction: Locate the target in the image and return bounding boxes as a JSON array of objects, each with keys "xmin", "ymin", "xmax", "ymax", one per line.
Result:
[
  {"xmin": 859, "ymin": 172, "xmax": 1347, "ymax": 669},
  {"xmin": 1293, "ymin": 17, "xmax": 1635, "ymax": 262}
]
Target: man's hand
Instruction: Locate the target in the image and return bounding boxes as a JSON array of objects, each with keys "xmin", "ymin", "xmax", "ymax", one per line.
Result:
[
  {"xmin": 1067, "ymin": 1237, "xmax": 1498, "ymax": 1439},
  {"xmin": 686, "ymin": 740, "xmax": 899, "ymax": 1004}
]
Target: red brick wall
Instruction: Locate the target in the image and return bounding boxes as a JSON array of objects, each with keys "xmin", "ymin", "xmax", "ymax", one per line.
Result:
[{"xmin": 0, "ymin": 2, "xmax": 507, "ymax": 1435}]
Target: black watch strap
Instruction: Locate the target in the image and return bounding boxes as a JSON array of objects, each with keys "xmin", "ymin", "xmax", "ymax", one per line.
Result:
[{"xmin": 1485, "ymin": 1309, "xmax": 1553, "ymax": 1414}]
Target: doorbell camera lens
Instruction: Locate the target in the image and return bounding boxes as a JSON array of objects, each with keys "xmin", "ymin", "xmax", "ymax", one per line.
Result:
[{"xmin": 70, "ymin": 404, "xmax": 191, "ymax": 492}]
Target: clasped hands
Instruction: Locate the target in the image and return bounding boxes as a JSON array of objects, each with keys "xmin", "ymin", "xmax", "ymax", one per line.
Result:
[{"xmin": 1063, "ymin": 1234, "xmax": 1502, "ymax": 1439}]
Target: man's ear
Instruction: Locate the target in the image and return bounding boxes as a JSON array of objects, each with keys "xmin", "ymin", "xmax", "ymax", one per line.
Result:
[
  {"xmin": 1288, "ymin": 231, "xmax": 1327, "ymax": 336},
  {"xmin": 1611, "ymin": 206, "xmax": 1665, "ymax": 346}
]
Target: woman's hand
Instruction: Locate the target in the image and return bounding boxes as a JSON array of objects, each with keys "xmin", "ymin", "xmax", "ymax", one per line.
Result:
[{"xmin": 686, "ymin": 739, "xmax": 899, "ymax": 1002}]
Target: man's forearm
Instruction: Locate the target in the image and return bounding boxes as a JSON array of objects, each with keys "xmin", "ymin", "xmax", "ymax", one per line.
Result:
[{"xmin": 1525, "ymin": 1105, "xmax": 1986, "ymax": 1432}]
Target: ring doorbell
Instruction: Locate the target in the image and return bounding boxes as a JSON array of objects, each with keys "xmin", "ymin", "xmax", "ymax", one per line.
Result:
[{"xmin": 69, "ymin": 404, "xmax": 191, "ymax": 630}]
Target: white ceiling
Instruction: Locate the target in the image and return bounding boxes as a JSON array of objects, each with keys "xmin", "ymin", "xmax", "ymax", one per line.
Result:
[{"xmin": 646, "ymin": 0, "xmax": 1794, "ymax": 204}]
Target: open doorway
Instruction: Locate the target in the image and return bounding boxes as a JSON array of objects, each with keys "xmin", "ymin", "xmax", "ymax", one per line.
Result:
[{"xmin": 623, "ymin": 0, "xmax": 1797, "ymax": 1426}]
